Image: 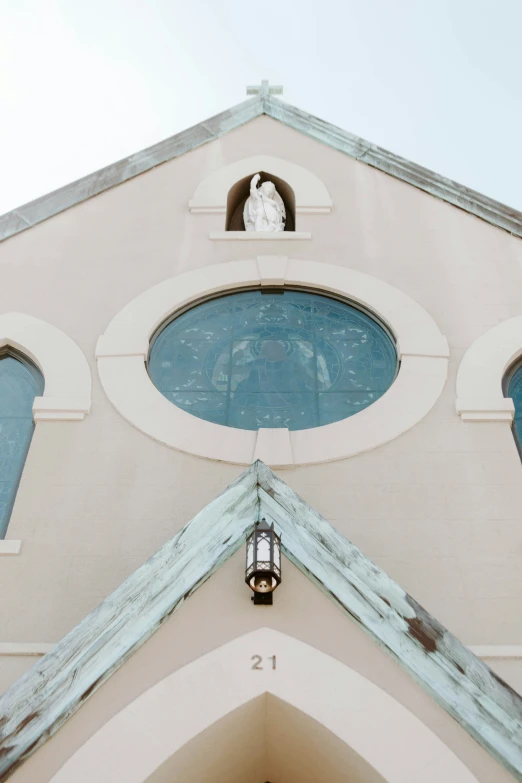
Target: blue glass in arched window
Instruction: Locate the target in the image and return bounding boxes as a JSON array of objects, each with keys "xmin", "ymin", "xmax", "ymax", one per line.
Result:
[
  {"xmin": 507, "ymin": 363, "xmax": 522, "ymax": 451},
  {"xmin": 149, "ymin": 290, "xmax": 397, "ymax": 432},
  {"xmin": 0, "ymin": 353, "xmax": 44, "ymax": 538}
]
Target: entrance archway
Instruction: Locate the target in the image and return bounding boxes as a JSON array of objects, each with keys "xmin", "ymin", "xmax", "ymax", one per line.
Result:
[
  {"xmin": 145, "ymin": 694, "xmax": 386, "ymax": 783},
  {"xmin": 51, "ymin": 629, "xmax": 479, "ymax": 783}
]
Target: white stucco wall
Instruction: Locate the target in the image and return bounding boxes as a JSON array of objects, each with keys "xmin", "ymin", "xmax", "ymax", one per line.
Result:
[{"xmin": 1, "ymin": 115, "xmax": 522, "ymax": 778}]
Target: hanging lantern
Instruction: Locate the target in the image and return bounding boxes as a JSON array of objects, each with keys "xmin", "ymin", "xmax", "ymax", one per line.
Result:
[{"xmin": 245, "ymin": 518, "xmax": 282, "ymax": 605}]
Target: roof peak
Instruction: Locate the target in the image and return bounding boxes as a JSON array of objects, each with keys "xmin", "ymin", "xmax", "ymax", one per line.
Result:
[
  {"xmin": 1, "ymin": 90, "xmax": 521, "ymax": 242},
  {"xmin": 246, "ymin": 79, "xmax": 284, "ymax": 99}
]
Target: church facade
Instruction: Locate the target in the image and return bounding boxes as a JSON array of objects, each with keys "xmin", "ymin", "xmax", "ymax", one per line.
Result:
[{"xmin": 0, "ymin": 83, "xmax": 522, "ymax": 781}]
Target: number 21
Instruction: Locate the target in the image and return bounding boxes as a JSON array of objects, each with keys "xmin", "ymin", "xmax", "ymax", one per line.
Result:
[{"xmin": 251, "ymin": 655, "xmax": 276, "ymax": 670}]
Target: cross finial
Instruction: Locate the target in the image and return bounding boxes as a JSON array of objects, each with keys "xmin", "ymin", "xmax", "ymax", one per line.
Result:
[{"xmin": 246, "ymin": 80, "xmax": 283, "ymax": 100}]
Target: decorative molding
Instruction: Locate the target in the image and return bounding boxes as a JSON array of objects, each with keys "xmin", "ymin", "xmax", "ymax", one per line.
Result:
[
  {"xmin": 189, "ymin": 154, "xmax": 332, "ymax": 214},
  {"xmin": 1, "ymin": 93, "xmax": 521, "ymax": 243},
  {"xmin": 456, "ymin": 402, "xmax": 515, "ymax": 423},
  {"xmin": 0, "ymin": 541, "xmax": 21, "ymax": 555},
  {"xmin": 296, "ymin": 206, "xmax": 331, "ymax": 214},
  {"xmin": 32, "ymin": 398, "xmax": 92, "ymax": 422},
  {"xmin": 95, "ymin": 335, "xmax": 149, "ymax": 359},
  {"xmin": 96, "ymin": 258, "xmax": 448, "ymax": 466},
  {"xmin": 257, "ymin": 255, "xmax": 287, "ymax": 286},
  {"xmin": 52, "ymin": 629, "xmax": 479, "ymax": 783},
  {"xmin": 397, "ymin": 334, "xmax": 450, "ymax": 359},
  {"xmin": 456, "ymin": 316, "xmax": 522, "ymax": 422},
  {"xmin": 208, "ymin": 231, "xmax": 311, "ymax": 240},
  {"xmin": 253, "ymin": 428, "xmax": 294, "ymax": 468},
  {"xmin": 0, "ymin": 313, "xmax": 91, "ymax": 422},
  {"xmin": 470, "ymin": 646, "xmax": 522, "ymax": 660},
  {"xmin": 0, "ymin": 462, "xmax": 520, "ymax": 781},
  {"xmin": 0, "ymin": 643, "xmax": 54, "ymax": 656}
]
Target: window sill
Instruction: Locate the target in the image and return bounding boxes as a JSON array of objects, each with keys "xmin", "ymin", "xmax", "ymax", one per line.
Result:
[
  {"xmin": 0, "ymin": 540, "xmax": 22, "ymax": 555},
  {"xmin": 209, "ymin": 231, "xmax": 311, "ymax": 240}
]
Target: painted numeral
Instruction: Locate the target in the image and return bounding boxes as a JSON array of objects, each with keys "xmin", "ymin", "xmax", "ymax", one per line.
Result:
[{"xmin": 251, "ymin": 655, "xmax": 276, "ymax": 670}]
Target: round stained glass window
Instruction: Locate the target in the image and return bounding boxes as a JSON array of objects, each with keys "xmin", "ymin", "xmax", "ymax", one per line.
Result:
[{"xmin": 148, "ymin": 290, "xmax": 397, "ymax": 431}]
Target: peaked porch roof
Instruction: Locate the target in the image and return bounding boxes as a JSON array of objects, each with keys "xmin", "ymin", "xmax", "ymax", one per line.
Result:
[
  {"xmin": 0, "ymin": 461, "xmax": 521, "ymax": 780},
  {"xmin": 1, "ymin": 90, "xmax": 522, "ymax": 243}
]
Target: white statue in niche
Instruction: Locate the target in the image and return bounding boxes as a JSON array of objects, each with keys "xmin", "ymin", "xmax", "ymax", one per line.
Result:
[{"xmin": 243, "ymin": 173, "xmax": 286, "ymax": 232}]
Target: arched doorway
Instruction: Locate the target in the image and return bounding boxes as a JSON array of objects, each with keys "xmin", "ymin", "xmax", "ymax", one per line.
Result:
[
  {"xmin": 145, "ymin": 694, "xmax": 386, "ymax": 783},
  {"xmin": 51, "ymin": 629, "xmax": 479, "ymax": 783}
]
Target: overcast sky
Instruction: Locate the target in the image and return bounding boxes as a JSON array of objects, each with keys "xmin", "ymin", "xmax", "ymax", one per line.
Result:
[{"xmin": 1, "ymin": 0, "xmax": 521, "ymax": 215}]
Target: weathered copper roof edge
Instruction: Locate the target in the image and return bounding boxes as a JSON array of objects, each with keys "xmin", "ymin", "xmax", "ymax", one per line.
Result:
[
  {"xmin": 265, "ymin": 96, "xmax": 522, "ymax": 236},
  {"xmin": 0, "ymin": 96, "xmax": 264, "ymax": 242},
  {"xmin": 1, "ymin": 93, "xmax": 521, "ymax": 242},
  {"xmin": 0, "ymin": 461, "xmax": 521, "ymax": 780}
]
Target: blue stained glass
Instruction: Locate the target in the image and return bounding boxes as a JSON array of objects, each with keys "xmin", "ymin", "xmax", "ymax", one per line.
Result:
[
  {"xmin": 148, "ymin": 290, "xmax": 397, "ymax": 432},
  {"xmin": 0, "ymin": 354, "xmax": 43, "ymax": 538},
  {"xmin": 507, "ymin": 364, "xmax": 522, "ymax": 450}
]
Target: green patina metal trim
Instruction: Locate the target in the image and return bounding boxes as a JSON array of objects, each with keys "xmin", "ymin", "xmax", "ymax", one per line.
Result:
[
  {"xmin": 1, "ymin": 94, "xmax": 521, "ymax": 242},
  {"xmin": 0, "ymin": 462, "xmax": 521, "ymax": 780}
]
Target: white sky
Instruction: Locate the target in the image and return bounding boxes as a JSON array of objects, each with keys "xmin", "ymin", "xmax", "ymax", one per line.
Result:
[{"xmin": 1, "ymin": 0, "xmax": 521, "ymax": 215}]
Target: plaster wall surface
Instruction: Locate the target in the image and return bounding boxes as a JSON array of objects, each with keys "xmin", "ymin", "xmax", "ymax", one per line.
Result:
[{"xmin": 0, "ymin": 115, "xmax": 522, "ymax": 773}]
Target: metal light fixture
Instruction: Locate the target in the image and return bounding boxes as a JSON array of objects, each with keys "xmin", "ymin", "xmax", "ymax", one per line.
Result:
[{"xmin": 245, "ymin": 518, "xmax": 282, "ymax": 605}]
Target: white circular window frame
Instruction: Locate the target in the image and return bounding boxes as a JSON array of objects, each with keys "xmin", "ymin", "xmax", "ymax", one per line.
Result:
[{"xmin": 96, "ymin": 257, "xmax": 448, "ymax": 467}]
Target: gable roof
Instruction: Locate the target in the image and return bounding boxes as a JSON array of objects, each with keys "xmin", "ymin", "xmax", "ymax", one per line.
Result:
[
  {"xmin": 1, "ymin": 91, "xmax": 522, "ymax": 243},
  {"xmin": 0, "ymin": 461, "xmax": 521, "ymax": 781}
]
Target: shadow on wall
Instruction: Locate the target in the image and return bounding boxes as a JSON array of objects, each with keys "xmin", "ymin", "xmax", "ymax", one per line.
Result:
[
  {"xmin": 226, "ymin": 172, "xmax": 296, "ymax": 231},
  {"xmin": 143, "ymin": 694, "xmax": 387, "ymax": 783}
]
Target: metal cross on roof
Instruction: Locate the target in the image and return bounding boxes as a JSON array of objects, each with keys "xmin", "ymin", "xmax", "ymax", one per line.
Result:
[{"xmin": 246, "ymin": 80, "xmax": 283, "ymax": 99}]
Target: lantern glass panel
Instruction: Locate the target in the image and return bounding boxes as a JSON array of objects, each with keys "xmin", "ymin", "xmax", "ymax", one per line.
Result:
[
  {"xmin": 246, "ymin": 538, "xmax": 254, "ymax": 569},
  {"xmin": 257, "ymin": 533, "xmax": 271, "ymax": 562},
  {"xmin": 274, "ymin": 540, "xmax": 281, "ymax": 569}
]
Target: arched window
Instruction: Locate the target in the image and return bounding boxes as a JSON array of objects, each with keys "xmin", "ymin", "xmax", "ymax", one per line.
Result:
[
  {"xmin": 148, "ymin": 289, "xmax": 397, "ymax": 431},
  {"xmin": 504, "ymin": 361, "xmax": 522, "ymax": 452},
  {"xmin": 226, "ymin": 173, "xmax": 296, "ymax": 231},
  {"xmin": 0, "ymin": 350, "xmax": 43, "ymax": 537}
]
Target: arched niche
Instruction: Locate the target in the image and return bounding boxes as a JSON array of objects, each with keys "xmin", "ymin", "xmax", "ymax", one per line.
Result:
[
  {"xmin": 226, "ymin": 171, "xmax": 296, "ymax": 231},
  {"xmin": 189, "ymin": 154, "xmax": 333, "ymax": 215}
]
